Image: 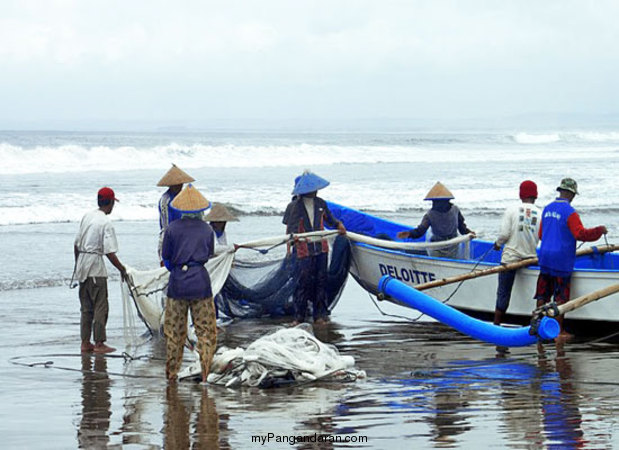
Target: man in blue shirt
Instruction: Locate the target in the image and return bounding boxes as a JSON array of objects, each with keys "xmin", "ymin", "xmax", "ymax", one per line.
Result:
[
  {"xmin": 162, "ymin": 184, "xmax": 216, "ymax": 382},
  {"xmin": 535, "ymin": 178, "xmax": 607, "ymax": 339}
]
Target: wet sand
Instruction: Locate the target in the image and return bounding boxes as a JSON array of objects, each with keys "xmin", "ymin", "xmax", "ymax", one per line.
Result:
[
  {"xmin": 3, "ymin": 278, "xmax": 619, "ymax": 449},
  {"xmin": 2, "ymin": 215, "xmax": 619, "ymax": 448}
]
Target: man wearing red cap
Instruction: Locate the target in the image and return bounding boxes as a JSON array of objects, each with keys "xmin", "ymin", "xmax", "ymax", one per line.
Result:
[
  {"xmin": 73, "ymin": 187, "xmax": 126, "ymax": 353},
  {"xmin": 492, "ymin": 181, "xmax": 541, "ymax": 328}
]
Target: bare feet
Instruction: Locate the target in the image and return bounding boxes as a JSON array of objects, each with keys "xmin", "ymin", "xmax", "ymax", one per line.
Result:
[
  {"xmin": 314, "ymin": 317, "xmax": 329, "ymax": 326},
  {"xmin": 81, "ymin": 341, "xmax": 94, "ymax": 352},
  {"xmin": 495, "ymin": 345, "xmax": 510, "ymax": 355},
  {"xmin": 556, "ymin": 331, "xmax": 574, "ymax": 342},
  {"xmin": 289, "ymin": 320, "xmax": 301, "ymax": 327},
  {"xmin": 93, "ymin": 343, "xmax": 116, "ymax": 353}
]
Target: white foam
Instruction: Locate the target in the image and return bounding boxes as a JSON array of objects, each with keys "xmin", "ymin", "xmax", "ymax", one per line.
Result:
[
  {"xmin": 512, "ymin": 133, "xmax": 561, "ymax": 144},
  {"xmin": 2, "ymin": 139, "xmax": 616, "ymax": 175}
]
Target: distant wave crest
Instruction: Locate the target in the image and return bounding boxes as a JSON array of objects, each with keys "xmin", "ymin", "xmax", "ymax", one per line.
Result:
[
  {"xmin": 512, "ymin": 133, "xmax": 561, "ymax": 144},
  {"xmin": 0, "ymin": 142, "xmax": 400, "ymax": 175},
  {"xmin": 511, "ymin": 131, "xmax": 619, "ymax": 145}
]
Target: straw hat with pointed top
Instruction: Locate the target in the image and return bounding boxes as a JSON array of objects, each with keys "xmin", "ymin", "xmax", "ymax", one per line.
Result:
[
  {"xmin": 424, "ymin": 182, "xmax": 454, "ymax": 200},
  {"xmin": 205, "ymin": 203, "xmax": 239, "ymax": 222},
  {"xmin": 171, "ymin": 184, "xmax": 210, "ymax": 213},
  {"xmin": 157, "ymin": 164, "xmax": 195, "ymax": 187}
]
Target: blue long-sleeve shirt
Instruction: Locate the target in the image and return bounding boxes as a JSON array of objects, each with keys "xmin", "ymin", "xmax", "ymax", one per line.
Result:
[
  {"xmin": 162, "ymin": 217, "xmax": 215, "ymax": 300},
  {"xmin": 158, "ymin": 189, "xmax": 183, "ymax": 230}
]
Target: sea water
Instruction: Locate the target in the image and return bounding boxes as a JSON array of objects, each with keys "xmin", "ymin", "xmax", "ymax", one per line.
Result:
[{"xmin": 1, "ymin": 129, "xmax": 618, "ymax": 448}]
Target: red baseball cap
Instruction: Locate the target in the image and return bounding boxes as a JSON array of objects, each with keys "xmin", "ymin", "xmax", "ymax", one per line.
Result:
[
  {"xmin": 98, "ymin": 187, "xmax": 119, "ymax": 202},
  {"xmin": 519, "ymin": 180, "xmax": 537, "ymax": 200}
]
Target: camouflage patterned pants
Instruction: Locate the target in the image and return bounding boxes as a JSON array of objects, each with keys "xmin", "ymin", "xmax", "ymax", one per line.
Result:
[{"xmin": 164, "ymin": 297, "xmax": 217, "ymax": 381}]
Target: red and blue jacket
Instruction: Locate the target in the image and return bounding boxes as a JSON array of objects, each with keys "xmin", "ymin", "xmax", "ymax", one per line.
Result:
[{"xmin": 538, "ymin": 198, "xmax": 605, "ymax": 276}]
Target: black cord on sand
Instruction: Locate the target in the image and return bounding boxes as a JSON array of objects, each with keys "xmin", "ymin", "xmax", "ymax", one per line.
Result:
[{"xmin": 9, "ymin": 352, "xmax": 164, "ymax": 379}]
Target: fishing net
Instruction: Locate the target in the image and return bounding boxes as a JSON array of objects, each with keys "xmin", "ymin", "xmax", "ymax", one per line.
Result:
[
  {"xmin": 217, "ymin": 235, "xmax": 351, "ymax": 319},
  {"xmin": 178, "ymin": 323, "xmax": 366, "ymax": 387},
  {"xmin": 121, "ymin": 234, "xmax": 352, "ymax": 342}
]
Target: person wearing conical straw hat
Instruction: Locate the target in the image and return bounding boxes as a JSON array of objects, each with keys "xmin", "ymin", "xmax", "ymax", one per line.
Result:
[
  {"xmin": 161, "ymin": 184, "xmax": 217, "ymax": 382},
  {"xmin": 157, "ymin": 164, "xmax": 195, "ymax": 264},
  {"xmin": 397, "ymin": 182, "xmax": 475, "ymax": 259},
  {"xmin": 205, "ymin": 202, "xmax": 239, "ymax": 249},
  {"xmin": 534, "ymin": 178, "xmax": 607, "ymax": 340},
  {"xmin": 284, "ymin": 170, "xmax": 346, "ymax": 326}
]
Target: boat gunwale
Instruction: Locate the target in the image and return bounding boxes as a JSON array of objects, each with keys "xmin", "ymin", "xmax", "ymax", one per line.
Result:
[{"xmin": 350, "ymin": 240, "xmax": 619, "ymax": 275}]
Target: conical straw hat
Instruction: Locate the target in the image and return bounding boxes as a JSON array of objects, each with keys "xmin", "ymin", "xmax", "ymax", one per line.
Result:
[
  {"xmin": 157, "ymin": 164, "xmax": 195, "ymax": 187},
  {"xmin": 205, "ymin": 203, "xmax": 239, "ymax": 222},
  {"xmin": 171, "ymin": 184, "xmax": 210, "ymax": 212},
  {"xmin": 424, "ymin": 182, "xmax": 454, "ymax": 200},
  {"xmin": 292, "ymin": 170, "xmax": 330, "ymax": 195}
]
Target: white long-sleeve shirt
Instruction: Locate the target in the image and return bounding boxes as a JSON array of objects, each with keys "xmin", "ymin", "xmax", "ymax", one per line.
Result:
[{"xmin": 496, "ymin": 202, "xmax": 541, "ymax": 264}]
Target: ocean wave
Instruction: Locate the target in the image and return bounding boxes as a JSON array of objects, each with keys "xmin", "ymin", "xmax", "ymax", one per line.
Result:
[
  {"xmin": 511, "ymin": 131, "xmax": 619, "ymax": 145},
  {"xmin": 0, "ymin": 142, "xmax": 412, "ymax": 175},
  {"xmin": 0, "ymin": 277, "xmax": 70, "ymax": 291},
  {"xmin": 2, "ymin": 135, "xmax": 618, "ymax": 175},
  {"xmin": 512, "ymin": 133, "xmax": 561, "ymax": 144}
]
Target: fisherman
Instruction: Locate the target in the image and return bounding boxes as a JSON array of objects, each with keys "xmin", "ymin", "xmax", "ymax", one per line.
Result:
[
  {"xmin": 73, "ymin": 187, "xmax": 126, "ymax": 353},
  {"xmin": 205, "ymin": 202, "xmax": 239, "ymax": 252},
  {"xmin": 397, "ymin": 182, "xmax": 475, "ymax": 258},
  {"xmin": 157, "ymin": 164, "xmax": 195, "ymax": 264},
  {"xmin": 492, "ymin": 180, "xmax": 541, "ymax": 326},
  {"xmin": 535, "ymin": 178, "xmax": 607, "ymax": 339},
  {"xmin": 284, "ymin": 171, "xmax": 346, "ymax": 325},
  {"xmin": 162, "ymin": 184, "xmax": 217, "ymax": 382}
]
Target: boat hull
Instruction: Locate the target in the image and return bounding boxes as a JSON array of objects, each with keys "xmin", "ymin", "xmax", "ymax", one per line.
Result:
[{"xmin": 349, "ymin": 243, "xmax": 619, "ymax": 335}]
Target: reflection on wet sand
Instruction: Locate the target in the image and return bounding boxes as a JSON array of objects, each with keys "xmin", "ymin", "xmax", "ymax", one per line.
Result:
[
  {"xmin": 426, "ymin": 388, "xmax": 472, "ymax": 447},
  {"xmin": 164, "ymin": 382, "xmax": 227, "ymax": 449},
  {"xmin": 537, "ymin": 342, "xmax": 585, "ymax": 448},
  {"xmin": 66, "ymin": 317, "xmax": 619, "ymax": 447},
  {"xmin": 78, "ymin": 355, "xmax": 111, "ymax": 449}
]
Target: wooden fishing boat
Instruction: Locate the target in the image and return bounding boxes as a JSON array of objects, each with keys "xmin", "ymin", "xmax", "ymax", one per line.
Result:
[{"xmin": 328, "ymin": 202, "xmax": 619, "ymax": 336}]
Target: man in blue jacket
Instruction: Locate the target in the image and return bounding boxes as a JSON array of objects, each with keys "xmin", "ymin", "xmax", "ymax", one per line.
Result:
[{"xmin": 535, "ymin": 178, "xmax": 607, "ymax": 339}]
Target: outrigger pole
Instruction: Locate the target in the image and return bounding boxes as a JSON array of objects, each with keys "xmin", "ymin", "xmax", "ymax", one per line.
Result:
[
  {"xmin": 535, "ymin": 283, "xmax": 619, "ymax": 317},
  {"xmin": 414, "ymin": 244, "xmax": 619, "ymax": 291}
]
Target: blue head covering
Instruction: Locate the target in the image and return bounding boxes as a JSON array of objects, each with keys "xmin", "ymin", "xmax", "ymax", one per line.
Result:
[{"xmin": 292, "ymin": 171, "xmax": 330, "ymax": 195}]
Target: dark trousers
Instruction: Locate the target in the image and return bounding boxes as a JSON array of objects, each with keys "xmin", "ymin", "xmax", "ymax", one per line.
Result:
[
  {"xmin": 294, "ymin": 252, "xmax": 328, "ymax": 322},
  {"xmin": 79, "ymin": 277, "xmax": 109, "ymax": 343},
  {"xmin": 495, "ymin": 269, "xmax": 517, "ymax": 313}
]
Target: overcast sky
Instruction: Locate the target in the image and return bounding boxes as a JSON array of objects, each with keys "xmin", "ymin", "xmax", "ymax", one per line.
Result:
[{"xmin": 1, "ymin": 0, "xmax": 618, "ymax": 129}]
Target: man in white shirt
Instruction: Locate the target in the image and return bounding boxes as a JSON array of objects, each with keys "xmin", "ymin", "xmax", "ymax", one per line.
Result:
[
  {"xmin": 493, "ymin": 181, "xmax": 541, "ymax": 327},
  {"xmin": 73, "ymin": 187, "xmax": 126, "ymax": 353}
]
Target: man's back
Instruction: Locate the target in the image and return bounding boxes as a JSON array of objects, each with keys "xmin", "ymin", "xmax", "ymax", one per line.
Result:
[
  {"xmin": 163, "ymin": 217, "xmax": 215, "ymax": 300},
  {"xmin": 498, "ymin": 202, "xmax": 541, "ymax": 263},
  {"xmin": 74, "ymin": 209, "xmax": 118, "ymax": 282}
]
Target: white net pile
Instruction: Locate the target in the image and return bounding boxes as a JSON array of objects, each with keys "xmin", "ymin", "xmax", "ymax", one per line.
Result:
[{"xmin": 178, "ymin": 324, "xmax": 366, "ymax": 387}]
